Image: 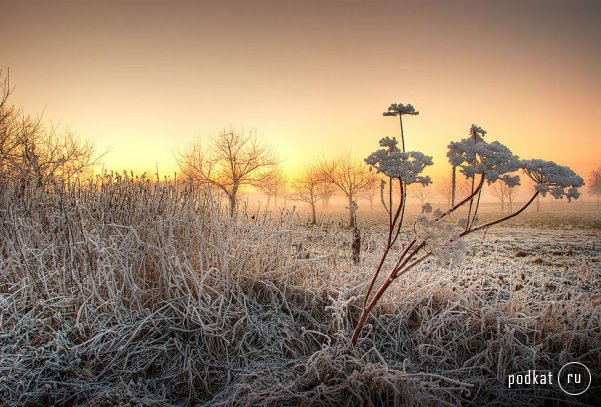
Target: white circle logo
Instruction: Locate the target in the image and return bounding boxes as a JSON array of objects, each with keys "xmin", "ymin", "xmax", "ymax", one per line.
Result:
[{"xmin": 557, "ymin": 362, "xmax": 591, "ymax": 396}]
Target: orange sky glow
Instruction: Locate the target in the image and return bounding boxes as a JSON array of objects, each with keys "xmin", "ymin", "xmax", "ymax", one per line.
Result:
[{"xmin": 2, "ymin": 0, "xmax": 600, "ymax": 188}]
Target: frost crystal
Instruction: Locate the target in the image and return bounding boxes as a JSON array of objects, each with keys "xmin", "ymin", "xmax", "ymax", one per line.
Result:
[
  {"xmin": 365, "ymin": 137, "xmax": 433, "ymax": 184},
  {"xmin": 522, "ymin": 159, "xmax": 584, "ymax": 201}
]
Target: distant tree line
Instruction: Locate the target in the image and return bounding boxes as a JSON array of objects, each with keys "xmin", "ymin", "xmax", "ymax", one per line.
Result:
[{"xmin": 6, "ymin": 70, "xmax": 590, "ymax": 223}]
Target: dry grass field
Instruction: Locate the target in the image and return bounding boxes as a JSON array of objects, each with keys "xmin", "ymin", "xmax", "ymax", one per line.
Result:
[{"xmin": 1, "ymin": 179, "xmax": 600, "ymax": 406}]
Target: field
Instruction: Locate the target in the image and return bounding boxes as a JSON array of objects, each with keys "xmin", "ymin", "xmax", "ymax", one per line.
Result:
[{"xmin": 1, "ymin": 180, "xmax": 600, "ymax": 406}]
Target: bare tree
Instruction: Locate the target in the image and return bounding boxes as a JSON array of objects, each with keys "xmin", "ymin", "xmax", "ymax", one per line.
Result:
[
  {"xmin": 589, "ymin": 167, "xmax": 601, "ymax": 205},
  {"xmin": 507, "ymin": 184, "xmax": 519, "ymax": 213},
  {"xmin": 490, "ymin": 180, "xmax": 519, "ymax": 213},
  {"xmin": 258, "ymin": 165, "xmax": 287, "ymax": 208},
  {"xmin": 0, "ymin": 71, "xmax": 18, "ymax": 178},
  {"xmin": 456, "ymin": 173, "xmax": 474, "ymax": 200},
  {"xmin": 408, "ymin": 182, "xmax": 431, "ymax": 207},
  {"xmin": 525, "ymin": 178, "xmax": 542, "ymax": 212},
  {"xmin": 0, "ymin": 70, "xmax": 96, "ymax": 190},
  {"xmin": 290, "ymin": 164, "xmax": 323, "ymax": 224},
  {"xmin": 20, "ymin": 128, "xmax": 95, "ymax": 186},
  {"xmin": 450, "ymin": 165, "xmax": 473, "ymax": 207},
  {"xmin": 317, "ymin": 179, "xmax": 336, "ymax": 208},
  {"xmin": 435, "ymin": 176, "xmax": 453, "ymax": 208},
  {"xmin": 320, "ymin": 153, "xmax": 375, "ymax": 227},
  {"xmin": 178, "ymin": 129, "xmax": 277, "ymax": 216},
  {"xmin": 435, "ymin": 175, "xmax": 470, "ymax": 208},
  {"xmin": 359, "ymin": 172, "xmax": 381, "ymax": 209},
  {"xmin": 489, "ymin": 181, "xmax": 507, "ymax": 212}
]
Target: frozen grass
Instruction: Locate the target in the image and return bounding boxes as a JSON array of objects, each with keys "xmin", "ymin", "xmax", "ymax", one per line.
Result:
[{"xmin": 0, "ymin": 177, "xmax": 600, "ymax": 406}]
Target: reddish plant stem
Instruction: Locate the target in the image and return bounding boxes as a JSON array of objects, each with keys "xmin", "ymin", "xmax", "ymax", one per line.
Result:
[
  {"xmin": 353, "ymin": 191, "xmax": 540, "ymax": 345},
  {"xmin": 364, "ymin": 179, "xmax": 405, "ymax": 306},
  {"xmin": 390, "ymin": 179, "xmax": 407, "ymax": 247},
  {"xmin": 352, "ymin": 176, "xmax": 539, "ymax": 346},
  {"xmin": 352, "ymin": 275, "xmax": 394, "ymax": 345},
  {"xmin": 363, "ymin": 244, "xmax": 392, "ymax": 307},
  {"xmin": 361, "ymin": 177, "xmax": 484, "ymax": 313},
  {"xmin": 399, "ymin": 115, "xmax": 405, "ymax": 152},
  {"xmin": 399, "ymin": 193, "xmax": 538, "ymax": 279},
  {"xmin": 388, "ymin": 177, "xmax": 393, "ymax": 233},
  {"xmin": 465, "ymin": 130, "xmax": 480, "ymax": 228},
  {"xmin": 394, "ymin": 252, "xmax": 432, "ymax": 280},
  {"xmin": 467, "ymin": 186, "xmax": 483, "ymax": 231},
  {"xmin": 466, "ymin": 176, "xmax": 476, "ymax": 230},
  {"xmin": 438, "ymin": 175, "xmax": 485, "ymax": 222},
  {"xmin": 471, "ymin": 191, "xmax": 539, "ymax": 232},
  {"xmin": 391, "ymin": 241, "xmax": 424, "ymax": 276}
]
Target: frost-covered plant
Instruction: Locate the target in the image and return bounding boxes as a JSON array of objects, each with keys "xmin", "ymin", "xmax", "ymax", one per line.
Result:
[
  {"xmin": 446, "ymin": 129, "xmax": 522, "ymax": 230},
  {"xmin": 469, "ymin": 124, "xmax": 487, "ymax": 140},
  {"xmin": 522, "ymin": 159, "xmax": 584, "ymax": 201},
  {"xmin": 447, "ymin": 137, "xmax": 522, "ymax": 183},
  {"xmin": 360, "ymin": 128, "xmax": 433, "ymax": 326},
  {"xmin": 383, "ymin": 103, "xmax": 419, "ymax": 117},
  {"xmin": 382, "ymin": 103, "xmax": 419, "ymax": 152},
  {"xmin": 351, "ymin": 104, "xmax": 584, "ymax": 345},
  {"xmin": 448, "ymin": 124, "xmax": 488, "ymax": 207},
  {"xmin": 365, "ymin": 137, "xmax": 432, "ymax": 184},
  {"xmin": 415, "ymin": 208, "xmax": 466, "ymax": 267}
]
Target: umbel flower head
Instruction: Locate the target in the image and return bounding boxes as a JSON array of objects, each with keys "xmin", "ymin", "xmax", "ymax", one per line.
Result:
[
  {"xmin": 447, "ymin": 136, "xmax": 522, "ymax": 184},
  {"xmin": 365, "ymin": 137, "xmax": 433, "ymax": 185},
  {"xmin": 415, "ymin": 210, "xmax": 466, "ymax": 267},
  {"xmin": 383, "ymin": 103, "xmax": 419, "ymax": 117},
  {"xmin": 522, "ymin": 159, "xmax": 584, "ymax": 201}
]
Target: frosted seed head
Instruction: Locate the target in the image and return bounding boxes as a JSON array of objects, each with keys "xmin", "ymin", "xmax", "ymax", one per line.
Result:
[
  {"xmin": 522, "ymin": 159, "xmax": 584, "ymax": 200},
  {"xmin": 365, "ymin": 137, "xmax": 433, "ymax": 182}
]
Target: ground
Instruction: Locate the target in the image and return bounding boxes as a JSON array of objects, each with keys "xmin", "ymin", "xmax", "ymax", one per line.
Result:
[{"xmin": 1, "ymin": 188, "xmax": 600, "ymax": 406}]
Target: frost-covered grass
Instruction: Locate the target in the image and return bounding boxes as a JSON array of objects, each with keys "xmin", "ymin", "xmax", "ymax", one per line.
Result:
[{"xmin": 0, "ymin": 179, "xmax": 600, "ymax": 406}]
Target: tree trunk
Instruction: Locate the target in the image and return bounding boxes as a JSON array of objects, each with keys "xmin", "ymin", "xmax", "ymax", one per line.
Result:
[
  {"xmin": 352, "ymin": 227, "xmax": 361, "ymax": 264},
  {"xmin": 348, "ymin": 197, "xmax": 356, "ymax": 228},
  {"xmin": 451, "ymin": 165, "xmax": 457, "ymax": 206},
  {"xmin": 311, "ymin": 203, "xmax": 317, "ymax": 225},
  {"xmin": 229, "ymin": 194, "xmax": 236, "ymax": 217}
]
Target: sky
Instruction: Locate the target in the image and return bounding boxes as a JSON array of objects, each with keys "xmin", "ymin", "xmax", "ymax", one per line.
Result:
[{"xmin": 2, "ymin": 0, "xmax": 600, "ymax": 185}]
